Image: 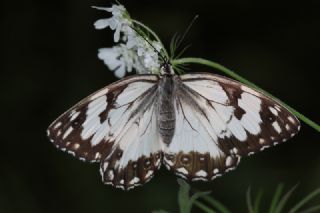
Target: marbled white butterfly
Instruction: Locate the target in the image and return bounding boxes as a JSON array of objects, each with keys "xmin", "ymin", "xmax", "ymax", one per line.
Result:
[{"xmin": 47, "ymin": 61, "xmax": 300, "ymax": 190}]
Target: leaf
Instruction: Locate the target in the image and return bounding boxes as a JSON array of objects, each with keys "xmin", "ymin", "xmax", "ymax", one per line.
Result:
[
  {"xmin": 298, "ymin": 205, "xmax": 320, "ymax": 213},
  {"xmin": 170, "ymin": 33, "xmax": 180, "ymax": 59},
  {"xmin": 289, "ymin": 187, "xmax": 320, "ymax": 213},
  {"xmin": 246, "ymin": 186, "xmax": 255, "ymax": 213},
  {"xmin": 177, "ymin": 179, "xmax": 211, "ymax": 213},
  {"xmin": 269, "ymin": 183, "xmax": 285, "ymax": 213},
  {"xmin": 253, "ymin": 189, "xmax": 264, "ymax": 213},
  {"xmin": 174, "ymin": 44, "xmax": 192, "ymax": 60},
  {"xmin": 194, "ymin": 201, "xmax": 217, "ymax": 213},
  {"xmin": 273, "ymin": 184, "xmax": 298, "ymax": 213},
  {"xmin": 177, "ymin": 179, "xmax": 192, "ymax": 213},
  {"xmin": 190, "ymin": 191, "xmax": 211, "ymax": 205}
]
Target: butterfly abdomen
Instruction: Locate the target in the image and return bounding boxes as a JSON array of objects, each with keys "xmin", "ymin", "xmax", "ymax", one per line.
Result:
[{"xmin": 158, "ymin": 76, "xmax": 176, "ymax": 145}]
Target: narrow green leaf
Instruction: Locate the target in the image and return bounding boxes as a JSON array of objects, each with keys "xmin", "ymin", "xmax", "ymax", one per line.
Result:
[
  {"xmin": 173, "ymin": 63, "xmax": 189, "ymax": 74},
  {"xmin": 273, "ymin": 184, "xmax": 298, "ymax": 213},
  {"xmin": 174, "ymin": 44, "xmax": 192, "ymax": 60},
  {"xmin": 201, "ymin": 195, "xmax": 231, "ymax": 213},
  {"xmin": 269, "ymin": 183, "xmax": 285, "ymax": 213},
  {"xmin": 177, "ymin": 179, "xmax": 192, "ymax": 213},
  {"xmin": 190, "ymin": 191, "xmax": 211, "ymax": 204},
  {"xmin": 247, "ymin": 187, "xmax": 255, "ymax": 213},
  {"xmin": 298, "ymin": 205, "xmax": 320, "ymax": 213},
  {"xmin": 289, "ymin": 188, "xmax": 320, "ymax": 213},
  {"xmin": 172, "ymin": 57, "xmax": 320, "ymax": 133},
  {"xmin": 170, "ymin": 33, "xmax": 179, "ymax": 59},
  {"xmin": 177, "ymin": 179, "xmax": 212, "ymax": 213},
  {"xmin": 194, "ymin": 201, "xmax": 217, "ymax": 213},
  {"xmin": 253, "ymin": 189, "xmax": 264, "ymax": 213}
]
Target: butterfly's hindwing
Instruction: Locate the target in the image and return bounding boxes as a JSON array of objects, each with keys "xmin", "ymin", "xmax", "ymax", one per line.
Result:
[{"xmin": 163, "ymin": 92, "xmax": 240, "ymax": 181}]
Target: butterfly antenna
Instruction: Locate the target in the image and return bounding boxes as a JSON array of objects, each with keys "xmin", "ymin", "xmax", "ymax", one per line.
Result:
[
  {"xmin": 175, "ymin": 15, "xmax": 199, "ymax": 54},
  {"xmin": 129, "ymin": 26, "xmax": 167, "ymax": 63}
]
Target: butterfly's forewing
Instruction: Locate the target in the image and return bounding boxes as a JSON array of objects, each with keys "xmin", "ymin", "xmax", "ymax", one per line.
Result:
[
  {"xmin": 47, "ymin": 75, "xmax": 162, "ymax": 189},
  {"xmin": 163, "ymin": 73, "xmax": 300, "ymax": 181}
]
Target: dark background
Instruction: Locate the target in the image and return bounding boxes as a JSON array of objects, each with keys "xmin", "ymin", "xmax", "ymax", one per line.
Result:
[{"xmin": 2, "ymin": 0, "xmax": 320, "ymax": 212}]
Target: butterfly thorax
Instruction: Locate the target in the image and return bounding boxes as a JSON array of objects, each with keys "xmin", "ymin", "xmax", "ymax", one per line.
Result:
[{"xmin": 158, "ymin": 74, "xmax": 176, "ymax": 145}]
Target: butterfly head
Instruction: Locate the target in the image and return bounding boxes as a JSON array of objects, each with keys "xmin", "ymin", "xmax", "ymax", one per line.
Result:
[{"xmin": 160, "ymin": 60, "xmax": 174, "ymax": 75}]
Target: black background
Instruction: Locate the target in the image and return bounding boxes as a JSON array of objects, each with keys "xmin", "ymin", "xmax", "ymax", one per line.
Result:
[{"xmin": 2, "ymin": 0, "xmax": 320, "ymax": 212}]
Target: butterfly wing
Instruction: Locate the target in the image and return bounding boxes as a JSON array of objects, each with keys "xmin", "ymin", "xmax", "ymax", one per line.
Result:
[
  {"xmin": 100, "ymin": 98, "xmax": 162, "ymax": 190},
  {"xmin": 163, "ymin": 73, "xmax": 300, "ymax": 181},
  {"xmin": 47, "ymin": 74, "xmax": 162, "ymax": 190}
]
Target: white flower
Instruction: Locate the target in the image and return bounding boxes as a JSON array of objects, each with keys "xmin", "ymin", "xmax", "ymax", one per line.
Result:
[
  {"xmin": 93, "ymin": 3, "xmax": 165, "ymax": 78},
  {"xmin": 98, "ymin": 46, "xmax": 126, "ymax": 78},
  {"xmin": 136, "ymin": 38, "xmax": 162, "ymax": 73},
  {"xmin": 92, "ymin": 5, "xmax": 130, "ymax": 42},
  {"xmin": 98, "ymin": 44, "xmax": 148, "ymax": 78}
]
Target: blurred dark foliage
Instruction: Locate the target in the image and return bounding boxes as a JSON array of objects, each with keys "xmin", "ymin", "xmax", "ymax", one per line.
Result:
[{"xmin": 1, "ymin": 0, "xmax": 319, "ymax": 212}]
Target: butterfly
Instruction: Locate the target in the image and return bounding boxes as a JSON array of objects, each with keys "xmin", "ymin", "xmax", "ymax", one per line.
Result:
[{"xmin": 47, "ymin": 60, "xmax": 300, "ymax": 190}]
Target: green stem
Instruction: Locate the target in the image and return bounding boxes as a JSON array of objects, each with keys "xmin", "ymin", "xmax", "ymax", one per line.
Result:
[
  {"xmin": 172, "ymin": 57, "xmax": 320, "ymax": 133},
  {"xmin": 194, "ymin": 201, "xmax": 217, "ymax": 213},
  {"xmin": 132, "ymin": 19, "xmax": 169, "ymax": 58}
]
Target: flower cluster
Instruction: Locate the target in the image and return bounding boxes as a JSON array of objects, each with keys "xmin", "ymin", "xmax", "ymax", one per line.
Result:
[{"xmin": 93, "ymin": 4, "xmax": 163, "ymax": 78}]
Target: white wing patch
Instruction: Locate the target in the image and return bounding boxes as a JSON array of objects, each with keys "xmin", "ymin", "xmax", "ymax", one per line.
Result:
[
  {"xmin": 116, "ymin": 81, "xmax": 155, "ymax": 105},
  {"xmin": 238, "ymin": 92, "xmax": 262, "ymax": 135},
  {"xmin": 227, "ymin": 117, "xmax": 247, "ymax": 141},
  {"xmin": 183, "ymin": 80, "xmax": 229, "ymax": 104},
  {"xmin": 81, "ymin": 95, "xmax": 108, "ymax": 142}
]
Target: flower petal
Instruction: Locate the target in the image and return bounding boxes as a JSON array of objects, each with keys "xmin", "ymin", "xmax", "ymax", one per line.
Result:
[
  {"xmin": 113, "ymin": 25, "xmax": 121, "ymax": 42},
  {"xmin": 94, "ymin": 19, "xmax": 111, "ymax": 29},
  {"xmin": 114, "ymin": 64, "xmax": 126, "ymax": 78},
  {"xmin": 98, "ymin": 48, "xmax": 121, "ymax": 70},
  {"xmin": 91, "ymin": 6, "xmax": 112, "ymax": 12}
]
